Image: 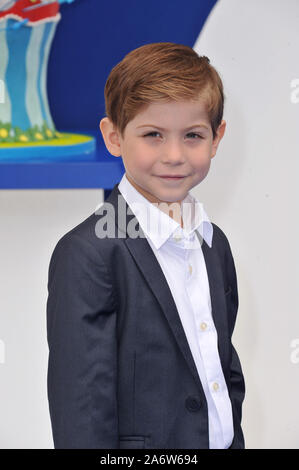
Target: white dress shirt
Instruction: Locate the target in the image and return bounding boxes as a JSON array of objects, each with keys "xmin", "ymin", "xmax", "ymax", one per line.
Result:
[{"xmin": 118, "ymin": 173, "xmax": 234, "ymax": 449}]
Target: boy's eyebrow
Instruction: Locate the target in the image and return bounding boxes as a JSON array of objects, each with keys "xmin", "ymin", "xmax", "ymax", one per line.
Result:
[{"xmin": 136, "ymin": 124, "xmax": 210, "ymax": 131}]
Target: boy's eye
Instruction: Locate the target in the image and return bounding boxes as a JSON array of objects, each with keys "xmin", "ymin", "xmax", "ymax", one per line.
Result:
[
  {"xmin": 144, "ymin": 131, "xmax": 161, "ymax": 137},
  {"xmin": 186, "ymin": 132, "xmax": 203, "ymax": 139},
  {"xmin": 144, "ymin": 132, "xmax": 203, "ymax": 139}
]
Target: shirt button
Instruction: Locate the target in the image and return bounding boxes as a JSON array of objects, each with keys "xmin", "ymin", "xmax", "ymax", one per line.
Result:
[
  {"xmin": 188, "ymin": 264, "xmax": 192, "ymax": 274},
  {"xmin": 174, "ymin": 235, "xmax": 182, "ymax": 242},
  {"xmin": 200, "ymin": 322, "xmax": 207, "ymax": 331},
  {"xmin": 212, "ymin": 382, "xmax": 219, "ymax": 392}
]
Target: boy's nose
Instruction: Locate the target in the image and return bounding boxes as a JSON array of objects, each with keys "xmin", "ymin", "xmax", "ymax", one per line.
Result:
[{"xmin": 162, "ymin": 141, "xmax": 185, "ymax": 163}]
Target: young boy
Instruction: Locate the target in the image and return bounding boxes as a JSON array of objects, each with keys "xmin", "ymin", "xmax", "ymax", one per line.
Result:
[{"xmin": 46, "ymin": 42, "xmax": 245, "ymax": 449}]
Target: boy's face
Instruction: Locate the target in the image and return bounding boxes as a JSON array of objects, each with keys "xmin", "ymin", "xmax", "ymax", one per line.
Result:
[{"xmin": 100, "ymin": 99, "xmax": 226, "ymax": 206}]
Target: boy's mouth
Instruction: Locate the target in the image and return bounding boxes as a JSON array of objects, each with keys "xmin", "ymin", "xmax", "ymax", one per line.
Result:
[{"xmin": 157, "ymin": 175, "xmax": 186, "ymax": 179}]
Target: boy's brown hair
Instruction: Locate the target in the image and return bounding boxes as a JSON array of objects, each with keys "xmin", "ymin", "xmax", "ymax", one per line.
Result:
[{"xmin": 103, "ymin": 42, "xmax": 224, "ymax": 140}]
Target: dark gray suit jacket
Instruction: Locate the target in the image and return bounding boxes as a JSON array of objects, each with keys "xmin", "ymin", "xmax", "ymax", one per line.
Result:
[{"xmin": 46, "ymin": 183, "xmax": 245, "ymax": 449}]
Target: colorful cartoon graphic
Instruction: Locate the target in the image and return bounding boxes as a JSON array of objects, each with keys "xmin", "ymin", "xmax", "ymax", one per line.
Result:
[
  {"xmin": 0, "ymin": 0, "xmax": 60, "ymax": 24},
  {"xmin": 0, "ymin": 1, "xmax": 95, "ymax": 160}
]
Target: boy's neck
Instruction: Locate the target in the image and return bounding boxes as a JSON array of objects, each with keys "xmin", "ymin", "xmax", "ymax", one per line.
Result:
[{"xmin": 125, "ymin": 173, "xmax": 184, "ymax": 228}]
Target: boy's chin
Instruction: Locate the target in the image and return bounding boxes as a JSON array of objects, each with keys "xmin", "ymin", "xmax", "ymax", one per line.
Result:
[
  {"xmin": 150, "ymin": 192, "xmax": 188, "ymax": 206},
  {"xmin": 129, "ymin": 177, "xmax": 190, "ymax": 205}
]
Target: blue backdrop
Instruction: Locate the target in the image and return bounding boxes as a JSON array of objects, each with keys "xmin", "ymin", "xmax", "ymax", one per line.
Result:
[{"xmin": 48, "ymin": 0, "xmax": 217, "ymax": 132}]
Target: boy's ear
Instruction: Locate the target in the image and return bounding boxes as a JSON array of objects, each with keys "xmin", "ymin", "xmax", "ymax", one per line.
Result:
[
  {"xmin": 211, "ymin": 120, "xmax": 226, "ymax": 158},
  {"xmin": 99, "ymin": 117, "xmax": 122, "ymax": 157}
]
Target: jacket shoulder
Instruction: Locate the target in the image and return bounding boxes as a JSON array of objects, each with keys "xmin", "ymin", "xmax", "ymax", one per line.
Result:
[
  {"xmin": 57, "ymin": 210, "xmax": 102, "ymax": 245},
  {"xmin": 50, "ymin": 212, "xmax": 103, "ymax": 263},
  {"xmin": 211, "ymin": 222, "xmax": 231, "ymax": 252}
]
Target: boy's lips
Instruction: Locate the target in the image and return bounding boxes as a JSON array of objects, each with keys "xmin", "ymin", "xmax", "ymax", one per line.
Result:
[{"xmin": 157, "ymin": 175, "xmax": 186, "ymax": 179}]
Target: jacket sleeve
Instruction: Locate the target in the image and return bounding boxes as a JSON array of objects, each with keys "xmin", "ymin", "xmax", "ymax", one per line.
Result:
[
  {"xmin": 46, "ymin": 233, "xmax": 119, "ymax": 449},
  {"xmin": 224, "ymin": 238, "xmax": 246, "ymax": 449}
]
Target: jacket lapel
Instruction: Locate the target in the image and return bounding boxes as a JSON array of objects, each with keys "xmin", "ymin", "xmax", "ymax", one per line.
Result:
[
  {"xmin": 201, "ymin": 239, "xmax": 230, "ymax": 383},
  {"xmin": 125, "ymin": 234, "xmax": 205, "ymax": 394}
]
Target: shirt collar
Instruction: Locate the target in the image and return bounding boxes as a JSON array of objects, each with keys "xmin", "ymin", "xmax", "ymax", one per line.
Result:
[{"xmin": 118, "ymin": 173, "xmax": 213, "ymax": 249}]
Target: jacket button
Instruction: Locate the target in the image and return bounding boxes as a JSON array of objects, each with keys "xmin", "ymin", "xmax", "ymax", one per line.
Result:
[{"xmin": 185, "ymin": 396, "xmax": 202, "ymax": 412}]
